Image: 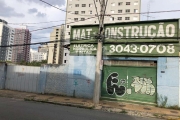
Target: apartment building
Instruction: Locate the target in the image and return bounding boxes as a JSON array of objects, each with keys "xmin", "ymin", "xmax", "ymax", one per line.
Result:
[
  {"xmin": 47, "ymin": 25, "xmax": 65, "ymax": 64},
  {"xmin": 64, "ymin": 0, "xmax": 141, "ymax": 64},
  {"xmin": 12, "ymin": 26, "xmax": 31, "ymax": 63},
  {"xmin": 0, "ymin": 19, "xmax": 14, "ymax": 61},
  {"xmin": 30, "ymin": 49, "xmax": 47, "ymax": 62}
]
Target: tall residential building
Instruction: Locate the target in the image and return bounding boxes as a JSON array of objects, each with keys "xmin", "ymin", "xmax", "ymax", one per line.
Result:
[
  {"xmin": 64, "ymin": 0, "xmax": 141, "ymax": 64},
  {"xmin": 47, "ymin": 25, "xmax": 65, "ymax": 64},
  {"xmin": 12, "ymin": 26, "xmax": 31, "ymax": 63},
  {"xmin": 0, "ymin": 19, "xmax": 14, "ymax": 61},
  {"xmin": 30, "ymin": 49, "xmax": 47, "ymax": 62}
]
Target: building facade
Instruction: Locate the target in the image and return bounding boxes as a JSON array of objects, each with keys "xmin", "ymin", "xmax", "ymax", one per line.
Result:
[
  {"xmin": 47, "ymin": 25, "xmax": 65, "ymax": 64},
  {"xmin": 12, "ymin": 26, "xmax": 31, "ymax": 63},
  {"xmin": 64, "ymin": 0, "xmax": 141, "ymax": 64},
  {"xmin": 69, "ymin": 19, "xmax": 180, "ymax": 107},
  {"xmin": 30, "ymin": 49, "xmax": 47, "ymax": 62},
  {"xmin": 0, "ymin": 19, "xmax": 14, "ymax": 61}
]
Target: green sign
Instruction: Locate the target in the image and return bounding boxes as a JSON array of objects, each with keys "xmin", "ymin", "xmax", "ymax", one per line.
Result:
[
  {"xmin": 104, "ymin": 20, "xmax": 178, "ymax": 43},
  {"xmin": 71, "ymin": 25, "xmax": 98, "ymax": 44},
  {"xmin": 70, "ymin": 44, "xmax": 97, "ymax": 55},
  {"xmin": 70, "ymin": 43, "xmax": 179, "ymax": 56},
  {"xmin": 103, "ymin": 43, "xmax": 179, "ymax": 56},
  {"xmin": 71, "ymin": 19, "xmax": 179, "ymax": 43},
  {"xmin": 70, "ymin": 19, "xmax": 180, "ymax": 56}
]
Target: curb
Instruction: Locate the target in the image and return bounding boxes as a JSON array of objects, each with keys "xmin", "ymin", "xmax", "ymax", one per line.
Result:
[{"xmin": 24, "ymin": 97, "xmax": 180, "ymax": 120}]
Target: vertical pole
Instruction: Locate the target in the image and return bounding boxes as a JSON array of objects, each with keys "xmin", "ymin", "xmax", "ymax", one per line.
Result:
[{"xmin": 93, "ymin": 0, "xmax": 105, "ymax": 105}]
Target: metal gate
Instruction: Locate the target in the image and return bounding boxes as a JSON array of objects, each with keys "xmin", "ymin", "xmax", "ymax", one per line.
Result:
[{"xmin": 101, "ymin": 61, "xmax": 157, "ymax": 104}]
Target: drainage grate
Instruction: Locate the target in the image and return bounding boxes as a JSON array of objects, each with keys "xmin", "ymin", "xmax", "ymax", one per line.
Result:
[
  {"xmin": 170, "ymin": 111, "xmax": 178, "ymax": 114},
  {"xmin": 119, "ymin": 105, "xmax": 126, "ymax": 107},
  {"xmin": 143, "ymin": 107, "xmax": 151, "ymax": 110}
]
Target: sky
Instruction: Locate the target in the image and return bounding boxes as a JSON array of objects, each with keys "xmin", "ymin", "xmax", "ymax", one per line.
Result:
[{"xmin": 0, "ymin": 0, "xmax": 180, "ymax": 49}]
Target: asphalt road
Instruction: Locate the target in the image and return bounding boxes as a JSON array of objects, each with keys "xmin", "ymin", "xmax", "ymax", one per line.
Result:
[{"xmin": 0, "ymin": 97, "xmax": 161, "ymax": 120}]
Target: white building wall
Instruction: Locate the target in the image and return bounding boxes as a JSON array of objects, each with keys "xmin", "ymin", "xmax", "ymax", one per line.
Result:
[
  {"xmin": 64, "ymin": 0, "xmax": 141, "ymax": 64},
  {"xmin": 30, "ymin": 49, "xmax": 47, "ymax": 62}
]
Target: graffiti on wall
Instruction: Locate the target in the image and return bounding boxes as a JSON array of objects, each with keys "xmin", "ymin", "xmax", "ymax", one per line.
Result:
[
  {"xmin": 106, "ymin": 73, "xmax": 155, "ymax": 96},
  {"xmin": 106, "ymin": 72, "xmax": 126, "ymax": 96},
  {"xmin": 131, "ymin": 76, "xmax": 155, "ymax": 95}
]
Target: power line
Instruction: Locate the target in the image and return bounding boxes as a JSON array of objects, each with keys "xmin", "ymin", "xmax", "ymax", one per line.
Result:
[
  {"xmin": 8, "ymin": 20, "xmax": 65, "ymax": 25},
  {"xmin": 110, "ymin": 9, "xmax": 180, "ymax": 16},
  {"xmin": 0, "ymin": 16, "xmax": 97, "ymax": 38},
  {"xmin": 39, "ymin": 0, "xmax": 96, "ymax": 17},
  {"xmin": 93, "ymin": 0, "xmax": 100, "ymax": 23}
]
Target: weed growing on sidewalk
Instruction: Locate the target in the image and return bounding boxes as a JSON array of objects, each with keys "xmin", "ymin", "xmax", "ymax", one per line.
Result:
[{"xmin": 120, "ymin": 109, "xmax": 127, "ymax": 114}]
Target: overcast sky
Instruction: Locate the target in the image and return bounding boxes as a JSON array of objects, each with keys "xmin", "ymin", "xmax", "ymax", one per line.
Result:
[{"xmin": 0, "ymin": 0, "xmax": 180, "ymax": 49}]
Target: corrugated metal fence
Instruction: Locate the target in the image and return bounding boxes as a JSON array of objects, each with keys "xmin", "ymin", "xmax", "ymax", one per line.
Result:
[
  {"xmin": 5, "ymin": 65, "xmax": 40, "ymax": 93},
  {"xmin": 0, "ymin": 63, "xmax": 6, "ymax": 89}
]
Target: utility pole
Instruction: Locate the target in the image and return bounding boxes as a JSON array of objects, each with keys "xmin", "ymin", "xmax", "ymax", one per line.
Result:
[{"xmin": 93, "ymin": 0, "xmax": 106, "ymax": 105}]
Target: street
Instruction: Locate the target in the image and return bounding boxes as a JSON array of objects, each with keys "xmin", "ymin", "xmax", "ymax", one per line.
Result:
[{"xmin": 0, "ymin": 97, "xmax": 161, "ymax": 120}]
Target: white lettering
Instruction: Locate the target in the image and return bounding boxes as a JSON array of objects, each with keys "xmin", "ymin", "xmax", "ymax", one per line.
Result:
[
  {"xmin": 157, "ymin": 25, "xmax": 165, "ymax": 37},
  {"xmin": 117, "ymin": 27, "xmax": 123, "ymax": 38},
  {"xmin": 148, "ymin": 25, "xmax": 156, "ymax": 37},
  {"xmin": 166, "ymin": 24, "xmax": 175, "ymax": 37},
  {"xmin": 124, "ymin": 26, "xmax": 131, "ymax": 38},
  {"xmin": 73, "ymin": 29, "xmax": 80, "ymax": 40},
  {"xmin": 131, "ymin": 26, "xmax": 139, "ymax": 38},
  {"xmin": 86, "ymin": 29, "xmax": 92, "ymax": 39}
]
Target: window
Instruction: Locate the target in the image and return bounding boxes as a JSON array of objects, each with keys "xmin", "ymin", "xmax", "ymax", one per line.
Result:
[
  {"xmin": 125, "ymin": 17, "xmax": 130, "ymax": 20},
  {"xmin": 75, "ymin": 4, "xmax": 79, "ymax": 7},
  {"xmin": 118, "ymin": 17, "xmax": 122, "ymax": 20},
  {"xmin": 111, "ymin": 10, "xmax": 115, "ymax": 13},
  {"xmin": 56, "ymin": 29, "xmax": 59, "ymax": 31},
  {"xmin": 65, "ymin": 53, "xmax": 67, "ymax": 56},
  {"xmin": 134, "ymin": 1, "xmax": 138, "ymax": 5},
  {"xmin": 134, "ymin": 9, "xmax": 138, "ymax": 13},
  {"xmin": 118, "ymin": 2, "xmax": 123, "ymax": 6},
  {"xmin": 110, "ymin": 17, "xmax": 114, "ymax": 21},
  {"xmin": 82, "ymin": 4, "xmax": 86, "ymax": 7},
  {"xmin": 118, "ymin": 10, "xmax": 122, "ymax": 13},
  {"xmin": 81, "ymin": 18, "xmax": 85, "ymax": 21},
  {"xmin": 68, "ymin": 32, "xmax": 70, "ymax": 35},
  {"xmin": 126, "ymin": 2, "xmax": 130, "ymax": 5},
  {"xmin": 81, "ymin": 11, "xmax": 85, "ymax": 14},
  {"xmin": 89, "ymin": 10, "xmax": 92, "ymax": 14},
  {"xmin": 126, "ymin": 9, "xmax": 130, "ymax": 13},
  {"xmin": 74, "ymin": 18, "xmax": 78, "ymax": 21},
  {"xmin": 111, "ymin": 3, "xmax": 115, "ymax": 6},
  {"xmin": 64, "ymin": 60, "xmax": 67, "ymax": 63},
  {"xmin": 133, "ymin": 16, "xmax": 138, "ymax": 20},
  {"xmin": 75, "ymin": 11, "xmax": 79, "ymax": 14},
  {"xmin": 69, "ymin": 4, "xmax": 72, "ymax": 8},
  {"xmin": 89, "ymin": 4, "xmax": 93, "ymax": 7},
  {"xmin": 67, "ymin": 25, "xmax": 69, "ymax": 28}
]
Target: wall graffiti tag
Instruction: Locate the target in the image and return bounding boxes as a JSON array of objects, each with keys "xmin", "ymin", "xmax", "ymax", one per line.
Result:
[
  {"xmin": 106, "ymin": 73, "xmax": 156, "ymax": 96},
  {"xmin": 106, "ymin": 72, "xmax": 126, "ymax": 96},
  {"xmin": 131, "ymin": 76, "xmax": 155, "ymax": 95}
]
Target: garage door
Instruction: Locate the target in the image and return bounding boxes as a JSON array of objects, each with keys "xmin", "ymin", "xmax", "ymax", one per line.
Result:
[{"xmin": 101, "ymin": 61, "xmax": 157, "ymax": 104}]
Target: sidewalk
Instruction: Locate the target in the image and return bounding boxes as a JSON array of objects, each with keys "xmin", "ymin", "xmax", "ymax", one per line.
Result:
[{"xmin": 0, "ymin": 90, "xmax": 180, "ymax": 120}]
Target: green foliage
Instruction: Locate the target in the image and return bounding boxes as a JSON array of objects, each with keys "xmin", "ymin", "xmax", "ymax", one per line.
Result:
[
  {"xmin": 157, "ymin": 94, "xmax": 168, "ymax": 107},
  {"xmin": 19, "ymin": 60, "xmax": 47, "ymax": 66}
]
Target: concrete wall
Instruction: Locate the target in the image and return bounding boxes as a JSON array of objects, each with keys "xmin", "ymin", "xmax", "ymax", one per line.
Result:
[
  {"xmin": 39, "ymin": 56, "xmax": 96, "ymax": 99},
  {"xmin": 67, "ymin": 56, "xmax": 96, "ymax": 99},
  {"xmin": 5, "ymin": 65, "xmax": 40, "ymax": 93},
  {"xmin": 104, "ymin": 56, "xmax": 180, "ymax": 107},
  {"xmin": 0, "ymin": 63, "xmax": 6, "ymax": 89},
  {"xmin": 157, "ymin": 57, "xmax": 180, "ymax": 107},
  {"xmin": 44, "ymin": 65, "xmax": 68, "ymax": 95}
]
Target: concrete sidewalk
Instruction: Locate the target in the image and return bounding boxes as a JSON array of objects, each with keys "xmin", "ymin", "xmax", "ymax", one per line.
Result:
[{"xmin": 0, "ymin": 90, "xmax": 179, "ymax": 120}]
